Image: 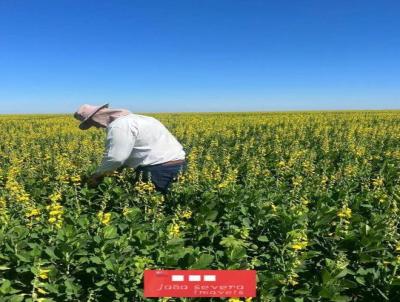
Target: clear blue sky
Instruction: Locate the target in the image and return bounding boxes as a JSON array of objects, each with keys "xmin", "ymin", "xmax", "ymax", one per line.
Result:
[{"xmin": 0, "ymin": 0, "xmax": 399, "ymax": 113}]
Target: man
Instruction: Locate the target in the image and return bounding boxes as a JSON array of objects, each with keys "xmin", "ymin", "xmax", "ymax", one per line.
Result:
[{"xmin": 73, "ymin": 103, "xmax": 187, "ymax": 193}]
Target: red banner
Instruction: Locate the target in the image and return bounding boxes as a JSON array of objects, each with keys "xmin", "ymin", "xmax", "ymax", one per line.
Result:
[{"xmin": 144, "ymin": 270, "xmax": 256, "ymax": 298}]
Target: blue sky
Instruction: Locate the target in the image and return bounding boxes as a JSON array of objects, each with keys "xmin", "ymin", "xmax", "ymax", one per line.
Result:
[{"xmin": 0, "ymin": 0, "xmax": 399, "ymax": 113}]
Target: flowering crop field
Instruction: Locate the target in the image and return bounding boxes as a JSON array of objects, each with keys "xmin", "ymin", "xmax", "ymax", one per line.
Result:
[{"xmin": 0, "ymin": 111, "xmax": 400, "ymax": 302}]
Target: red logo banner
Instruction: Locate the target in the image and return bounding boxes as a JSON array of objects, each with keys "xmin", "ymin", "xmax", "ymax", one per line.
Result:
[{"xmin": 144, "ymin": 270, "xmax": 256, "ymax": 298}]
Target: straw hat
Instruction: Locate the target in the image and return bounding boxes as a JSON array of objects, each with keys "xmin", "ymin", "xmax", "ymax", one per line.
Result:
[{"xmin": 74, "ymin": 103, "xmax": 109, "ymax": 130}]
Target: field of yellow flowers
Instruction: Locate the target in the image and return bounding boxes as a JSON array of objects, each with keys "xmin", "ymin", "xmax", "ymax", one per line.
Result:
[{"xmin": 0, "ymin": 111, "xmax": 400, "ymax": 302}]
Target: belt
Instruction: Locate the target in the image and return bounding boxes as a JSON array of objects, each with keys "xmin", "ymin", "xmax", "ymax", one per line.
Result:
[{"xmin": 160, "ymin": 159, "xmax": 186, "ymax": 166}]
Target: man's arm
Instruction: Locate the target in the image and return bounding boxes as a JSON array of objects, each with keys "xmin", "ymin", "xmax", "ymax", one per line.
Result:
[{"xmin": 88, "ymin": 124, "xmax": 136, "ymax": 186}]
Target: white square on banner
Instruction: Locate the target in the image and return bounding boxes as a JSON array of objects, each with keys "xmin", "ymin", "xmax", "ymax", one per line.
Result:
[
  {"xmin": 204, "ymin": 275, "xmax": 216, "ymax": 281},
  {"xmin": 171, "ymin": 275, "xmax": 184, "ymax": 282},
  {"xmin": 188, "ymin": 275, "xmax": 201, "ymax": 281}
]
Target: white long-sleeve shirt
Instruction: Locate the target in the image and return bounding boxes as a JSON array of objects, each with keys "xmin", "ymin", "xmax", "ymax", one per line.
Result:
[{"xmin": 95, "ymin": 113, "xmax": 186, "ymax": 174}]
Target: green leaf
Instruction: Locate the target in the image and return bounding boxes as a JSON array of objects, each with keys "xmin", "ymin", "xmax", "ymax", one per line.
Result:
[
  {"xmin": 64, "ymin": 279, "xmax": 80, "ymax": 295},
  {"xmin": 0, "ymin": 279, "xmax": 11, "ymax": 294},
  {"xmin": 257, "ymin": 236, "xmax": 269, "ymax": 242},
  {"xmin": 355, "ymin": 276, "xmax": 365, "ymax": 285},
  {"xmin": 16, "ymin": 253, "xmax": 30, "ymax": 263},
  {"xmin": 220, "ymin": 235, "xmax": 242, "ymax": 248},
  {"xmin": 107, "ymin": 284, "xmax": 117, "ymax": 292},
  {"xmin": 9, "ymin": 295, "xmax": 25, "ymax": 302},
  {"xmin": 90, "ymin": 256, "xmax": 102, "ymax": 264},
  {"xmin": 360, "ymin": 203, "xmax": 373, "ymax": 208},
  {"xmin": 42, "ymin": 283, "xmax": 59, "ymax": 293},
  {"xmin": 45, "ymin": 247, "xmax": 59, "ymax": 259},
  {"xmin": 104, "ymin": 259, "xmax": 114, "ymax": 271},
  {"xmin": 331, "ymin": 295, "xmax": 351, "ymax": 302},
  {"xmin": 95, "ymin": 280, "xmax": 108, "ymax": 287},
  {"xmin": 166, "ymin": 238, "xmax": 185, "ymax": 246},
  {"xmin": 321, "ymin": 269, "xmax": 331, "ymax": 283},
  {"xmin": 335, "ymin": 268, "xmax": 350, "ymax": 278},
  {"xmin": 0, "ymin": 266, "xmax": 10, "ymax": 270},
  {"xmin": 206, "ymin": 210, "xmax": 218, "ymax": 221},
  {"xmin": 191, "ymin": 254, "xmax": 214, "ymax": 269},
  {"xmin": 230, "ymin": 246, "xmax": 246, "ymax": 260},
  {"xmin": 103, "ymin": 225, "xmax": 118, "ymax": 239}
]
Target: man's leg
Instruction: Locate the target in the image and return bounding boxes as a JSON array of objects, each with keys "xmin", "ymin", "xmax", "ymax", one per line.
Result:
[{"xmin": 137, "ymin": 162, "xmax": 187, "ymax": 194}]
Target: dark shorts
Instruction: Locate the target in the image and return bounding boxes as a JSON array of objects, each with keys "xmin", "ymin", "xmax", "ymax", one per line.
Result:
[{"xmin": 135, "ymin": 160, "xmax": 187, "ymax": 194}]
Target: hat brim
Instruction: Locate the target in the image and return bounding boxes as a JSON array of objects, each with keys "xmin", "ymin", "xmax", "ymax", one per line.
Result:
[{"xmin": 79, "ymin": 103, "xmax": 109, "ymax": 130}]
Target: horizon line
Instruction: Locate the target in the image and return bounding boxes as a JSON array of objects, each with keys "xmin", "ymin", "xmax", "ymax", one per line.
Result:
[{"xmin": 0, "ymin": 108, "xmax": 399, "ymax": 115}]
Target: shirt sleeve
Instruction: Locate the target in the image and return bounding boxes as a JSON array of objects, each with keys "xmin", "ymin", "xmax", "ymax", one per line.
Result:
[{"xmin": 94, "ymin": 123, "xmax": 136, "ymax": 175}]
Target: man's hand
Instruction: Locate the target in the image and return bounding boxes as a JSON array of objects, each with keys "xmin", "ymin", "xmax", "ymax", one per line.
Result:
[
  {"xmin": 82, "ymin": 173, "xmax": 105, "ymax": 188},
  {"xmin": 87, "ymin": 175, "xmax": 102, "ymax": 188},
  {"xmin": 84, "ymin": 171, "xmax": 115, "ymax": 188}
]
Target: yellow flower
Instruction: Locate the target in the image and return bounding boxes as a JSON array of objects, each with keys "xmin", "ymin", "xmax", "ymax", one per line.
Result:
[
  {"xmin": 26, "ymin": 207, "xmax": 40, "ymax": 218},
  {"xmin": 337, "ymin": 207, "xmax": 352, "ymax": 219},
  {"xmin": 122, "ymin": 207, "xmax": 131, "ymax": 216},
  {"xmin": 102, "ymin": 213, "xmax": 111, "ymax": 225},
  {"xmin": 56, "ymin": 175, "xmax": 69, "ymax": 184},
  {"xmin": 301, "ymin": 197, "xmax": 309, "ymax": 205},
  {"xmin": 344, "ymin": 165, "xmax": 356, "ymax": 176},
  {"xmin": 49, "ymin": 192, "xmax": 62, "ymax": 202},
  {"xmin": 228, "ymin": 298, "xmax": 242, "ymax": 302},
  {"xmin": 70, "ymin": 175, "xmax": 81, "ymax": 183},
  {"xmin": 372, "ymin": 177, "xmax": 384, "ymax": 187},
  {"xmin": 277, "ymin": 160, "xmax": 286, "ymax": 167},
  {"xmin": 38, "ymin": 268, "xmax": 50, "ymax": 280},
  {"xmin": 134, "ymin": 180, "xmax": 156, "ymax": 194},
  {"xmin": 290, "ymin": 244, "xmax": 302, "ymax": 250},
  {"xmin": 217, "ymin": 182, "xmax": 228, "ymax": 189},
  {"xmin": 168, "ymin": 223, "xmax": 180, "ymax": 237},
  {"xmin": 288, "ymin": 275, "xmax": 299, "ymax": 286},
  {"xmin": 151, "ymin": 194, "xmax": 165, "ymax": 204},
  {"xmin": 49, "ymin": 210, "xmax": 63, "ymax": 216},
  {"xmin": 97, "ymin": 211, "xmax": 111, "ymax": 225},
  {"xmin": 16, "ymin": 192, "xmax": 30, "ymax": 203},
  {"xmin": 292, "ymin": 175, "xmax": 303, "ymax": 187},
  {"xmin": 0, "ymin": 197, "xmax": 6, "ymax": 208},
  {"xmin": 47, "ymin": 202, "xmax": 64, "ymax": 228},
  {"xmin": 37, "ymin": 287, "xmax": 47, "ymax": 294},
  {"xmin": 182, "ymin": 210, "xmax": 192, "ymax": 219},
  {"xmin": 290, "ymin": 241, "xmax": 308, "ymax": 250}
]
